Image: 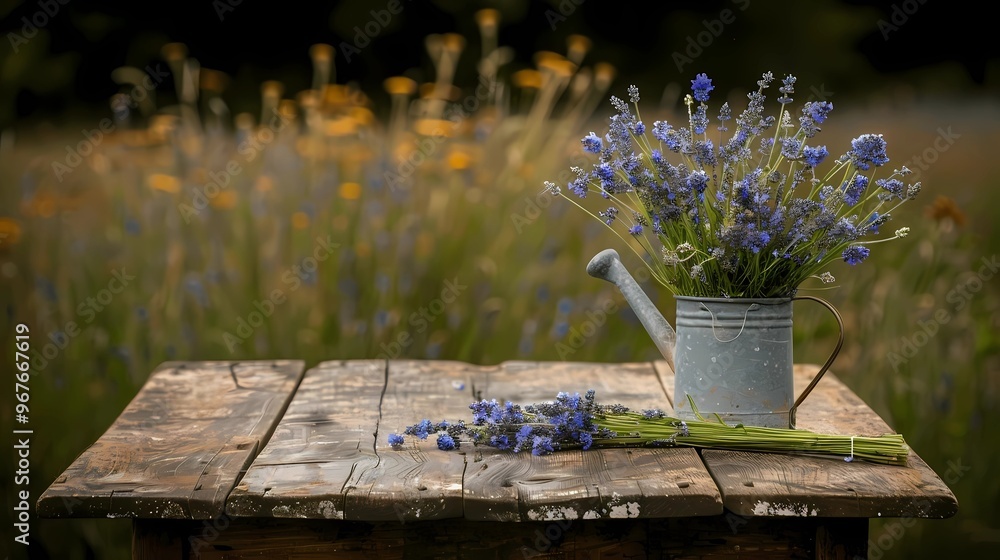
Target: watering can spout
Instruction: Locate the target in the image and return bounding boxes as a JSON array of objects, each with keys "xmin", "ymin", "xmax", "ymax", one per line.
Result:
[{"xmin": 587, "ymin": 249, "xmax": 677, "ymax": 372}]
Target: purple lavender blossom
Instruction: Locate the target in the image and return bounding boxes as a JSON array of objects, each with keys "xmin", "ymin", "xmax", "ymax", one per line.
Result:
[
  {"xmin": 388, "ymin": 433, "xmax": 405, "ymax": 447},
  {"xmin": 693, "ymin": 139, "xmax": 717, "ymax": 167},
  {"xmin": 798, "ymin": 101, "xmax": 832, "ymax": 138},
  {"xmin": 876, "ymin": 178, "xmax": 905, "ymax": 200},
  {"xmin": 405, "ymin": 419, "xmax": 434, "ymax": 439},
  {"xmin": 843, "ymin": 175, "xmax": 868, "ymax": 206},
  {"xmin": 490, "ymin": 434, "xmax": 512, "ymax": 450},
  {"xmin": 599, "ymin": 206, "xmax": 619, "ymax": 226},
  {"xmin": 514, "ymin": 425, "xmax": 533, "ymax": 453},
  {"xmin": 627, "ymin": 84, "xmax": 640, "ymax": 103},
  {"xmin": 544, "ymin": 75, "xmax": 914, "ymax": 299},
  {"xmin": 842, "ymin": 245, "xmax": 870, "ymax": 265},
  {"xmin": 691, "ymin": 73, "xmax": 714, "ymax": 102},
  {"xmin": 780, "ymin": 138, "xmax": 802, "ymax": 159},
  {"xmin": 807, "ymin": 101, "xmax": 833, "ymax": 124},
  {"xmin": 862, "ymin": 212, "xmax": 888, "ymax": 235},
  {"xmin": 692, "ymin": 105, "xmax": 709, "ymax": 135},
  {"xmin": 848, "ymin": 134, "xmax": 889, "ymax": 171},
  {"xmin": 581, "ymin": 132, "xmax": 603, "ymax": 154},
  {"xmin": 437, "ymin": 433, "xmax": 458, "ymax": 450},
  {"xmin": 652, "ymin": 121, "xmax": 671, "ymax": 143},
  {"xmin": 778, "ymin": 75, "xmax": 796, "ymax": 104},
  {"xmin": 532, "ymin": 435, "xmax": 555, "ymax": 456},
  {"xmin": 802, "ymin": 145, "xmax": 829, "ymax": 167},
  {"xmin": 717, "ymin": 102, "xmax": 732, "ymax": 131},
  {"xmin": 594, "ymin": 163, "xmax": 615, "ymax": 183}
]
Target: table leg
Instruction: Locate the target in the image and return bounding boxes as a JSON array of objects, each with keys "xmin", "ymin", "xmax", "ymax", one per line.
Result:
[{"xmin": 132, "ymin": 520, "xmax": 184, "ymax": 560}]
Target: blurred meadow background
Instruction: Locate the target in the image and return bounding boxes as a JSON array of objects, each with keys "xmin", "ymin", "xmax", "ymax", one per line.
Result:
[{"xmin": 1, "ymin": 0, "xmax": 998, "ymax": 558}]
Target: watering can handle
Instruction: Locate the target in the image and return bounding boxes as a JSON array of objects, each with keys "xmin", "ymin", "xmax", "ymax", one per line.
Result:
[{"xmin": 788, "ymin": 295, "xmax": 845, "ymax": 429}]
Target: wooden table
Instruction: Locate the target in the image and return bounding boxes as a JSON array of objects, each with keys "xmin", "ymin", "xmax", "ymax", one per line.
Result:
[{"xmin": 38, "ymin": 360, "xmax": 958, "ymax": 559}]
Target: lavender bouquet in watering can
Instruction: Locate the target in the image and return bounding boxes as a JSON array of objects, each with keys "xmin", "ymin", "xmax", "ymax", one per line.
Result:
[{"xmin": 546, "ymin": 72, "xmax": 918, "ymax": 428}]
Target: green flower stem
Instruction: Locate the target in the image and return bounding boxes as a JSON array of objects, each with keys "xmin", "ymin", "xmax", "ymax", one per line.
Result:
[{"xmin": 594, "ymin": 413, "xmax": 909, "ymax": 466}]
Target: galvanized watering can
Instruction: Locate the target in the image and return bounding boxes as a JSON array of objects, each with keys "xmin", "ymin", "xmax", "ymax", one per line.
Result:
[{"xmin": 587, "ymin": 249, "xmax": 844, "ymax": 429}]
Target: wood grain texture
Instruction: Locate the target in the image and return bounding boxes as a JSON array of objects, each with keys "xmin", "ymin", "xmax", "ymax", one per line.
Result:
[
  {"xmin": 44, "ymin": 357, "xmax": 956, "ymax": 535},
  {"xmin": 229, "ymin": 360, "xmax": 483, "ymax": 522},
  {"xmin": 658, "ymin": 363, "xmax": 959, "ymax": 518},
  {"xmin": 463, "ymin": 361, "xmax": 722, "ymax": 521},
  {"xmin": 37, "ymin": 361, "xmax": 304, "ymax": 520},
  {"xmin": 344, "ymin": 360, "xmax": 486, "ymax": 521},
  {"xmin": 226, "ymin": 360, "xmax": 385, "ymax": 520},
  {"xmin": 229, "ymin": 360, "xmax": 719, "ymax": 522}
]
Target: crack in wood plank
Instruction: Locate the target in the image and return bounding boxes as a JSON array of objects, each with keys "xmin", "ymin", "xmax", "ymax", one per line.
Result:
[{"xmin": 37, "ymin": 361, "xmax": 305, "ymax": 520}]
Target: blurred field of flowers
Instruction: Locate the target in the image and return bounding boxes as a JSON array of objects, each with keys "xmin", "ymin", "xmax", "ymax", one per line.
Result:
[{"xmin": 1, "ymin": 28, "xmax": 998, "ymax": 559}]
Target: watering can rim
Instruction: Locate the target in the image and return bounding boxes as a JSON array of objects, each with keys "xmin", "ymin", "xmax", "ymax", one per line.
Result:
[{"xmin": 673, "ymin": 295, "xmax": 793, "ymax": 304}]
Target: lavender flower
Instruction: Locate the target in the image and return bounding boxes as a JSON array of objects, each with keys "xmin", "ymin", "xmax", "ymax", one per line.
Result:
[
  {"xmin": 627, "ymin": 84, "xmax": 640, "ymax": 103},
  {"xmin": 717, "ymin": 102, "xmax": 732, "ymax": 131},
  {"xmin": 842, "ymin": 245, "xmax": 870, "ymax": 265},
  {"xmin": 806, "ymin": 101, "xmax": 833, "ymax": 123},
  {"xmin": 547, "ymin": 72, "xmax": 916, "ymax": 298},
  {"xmin": 691, "ymin": 73, "xmax": 714, "ymax": 102},
  {"xmin": 388, "ymin": 433, "xmax": 405, "ymax": 447},
  {"xmin": 778, "ymin": 75, "xmax": 796, "ymax": 104},
  {"xmin": 652, "ymin": 121, "xmax": 672, "ymax": 143},
  {"xmin": 582, "ymin": 132, "xmax": 603, "ymax": 154},
  {"xmin": 531, "ymin": 435, "xmax": 555, "ymax": 456},
  {"xmin": 692, "ymin": 105, "xmax": 709, "ymax": 135},
  {"xmin": 802, "ymin": 145, "xmax": 829, "ymax": 167},
  {"xmin": 599, "ymin": 206, "xmax": 619, "ymax": 226},
  {"xmin": 515, "ymin": 425, "xmax": 534, "ymax": 452},
  {"xmin": 843, "ymin": 175, "xmax": 868, "ymax": 206},
  {"xmin": 392, "ymin": 391, "xmax": 909, "ymax": 466},
  {"xmin": 876, "ymin": 178, "xmax": 905, "ymax": 200},
  {"xmin": 780, "ymin": 138, "xmax": 802, "ymax": 159},
  {"xmin": 693, "ymin": 139, "xmax": 717, "ymax": 167},
  {"xmin": 405, "ymin": 419, "xmax": 434, "ymax": 439},
  {"xmin": 437, "ymin": 433, "xmax": 458, "ymax": 450},
  {"xmin": 848, "ymin": 134, "xmax": 889, "ymax": 171},
  {"xmin": 490, "ymin": 434, "xmax": 512, "ymax": 450},
  {"xmin": 798, "ymin": 101, "xmax": 832, "ymax": 138}
]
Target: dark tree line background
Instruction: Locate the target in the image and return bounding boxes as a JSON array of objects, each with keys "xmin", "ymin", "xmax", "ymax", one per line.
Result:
[{"xmin": 0, "ymin": 0, "xmax": 996, "ymax": 129}]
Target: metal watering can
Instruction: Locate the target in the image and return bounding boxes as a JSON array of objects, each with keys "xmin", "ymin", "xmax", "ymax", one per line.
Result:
[{"xmin": 587, "ymin": 249, "xmax": 844, "ymax": 429}]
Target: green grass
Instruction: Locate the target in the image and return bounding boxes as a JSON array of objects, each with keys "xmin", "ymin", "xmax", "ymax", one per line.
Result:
[{"xmin": 1, "ymin": 96, "xmax": 998, "ymax": 559}]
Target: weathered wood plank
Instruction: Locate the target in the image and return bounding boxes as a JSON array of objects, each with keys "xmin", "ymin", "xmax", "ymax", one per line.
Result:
[
  {"xmin": 229, "ymin": 360, "xmax": 481, "ymax": 522},
  {"xmin": 37, "ymin": 361, "xmax": 305, "ymax": 520},
  {"xmin": 229, "ymin": 360, "xmax": 720, "ymax": 522},
  {"xmin": 463, "ymin": 361, "xmax": 722, "ymax": 521},
  {"xmin": 226, "ymin": 360, "xmax": 385, "ymax": 520},
  {"xmin": 344, "ymin": 360, "xmax": 486, "ymax": 521},
  {"xmin": 658, "ymin": 363, "xmax": 959, "ymax": 518}
]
